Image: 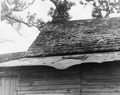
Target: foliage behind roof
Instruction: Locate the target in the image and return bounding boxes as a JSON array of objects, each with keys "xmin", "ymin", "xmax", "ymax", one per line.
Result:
[{"xmin": 26, "ymin": 17, "xmax": 120, "ymax": 57}]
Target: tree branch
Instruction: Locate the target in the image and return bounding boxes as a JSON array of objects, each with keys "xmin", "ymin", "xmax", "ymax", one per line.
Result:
[
  {"xmin": 5, "ymin": 14, "xmax": 41, "ymax": 37},
  {"xmin": 0, "ymin": 39, "xmax": 19, "ymax": 46},
  {"xmin": 6, "ymin": 0, "xmax": 36, "ymax": 12},
  {"xmin": 6, "ymin": 15, "xmax": 37, "ymax": 28},
  {"xmin": 50, "ymin": 0, "xmax": 58, "ymax": 8}
]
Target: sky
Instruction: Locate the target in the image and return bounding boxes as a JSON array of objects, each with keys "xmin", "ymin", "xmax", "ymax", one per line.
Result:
[{"xmin": 0, "ymin": 0, "xmax": 120, "ymax": 54}]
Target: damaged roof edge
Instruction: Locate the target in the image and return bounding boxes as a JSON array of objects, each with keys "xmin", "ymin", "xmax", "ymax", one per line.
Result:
[
  {"xmin": 0, "ymin": 51, "xmax": 120, "ymax": 69},
  {"xmin": 0, "ymin": 52, "xmax": 26, "ymax": 63}
]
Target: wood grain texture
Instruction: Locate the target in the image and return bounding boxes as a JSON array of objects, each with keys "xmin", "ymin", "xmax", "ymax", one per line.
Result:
[
  {"xmin": 0, "ymin": 76, "xmax": 18, "ymax": 95},
  {"xmin": 1, "ymin": 52, "xmax": 120, "ymax": 69},
  {"xmin": 82, "ymin": 91, "xmax": 120, "ymax": 95},
  {"xmin": 2, "ymin": 62, "xmax": 120, "ymax": 95},
  {"xmin": 18, "ymin": 66, "xmax": 81, "ymax": 95},
  {"xmin": 81, "ymin": 62, "xmax": 120, "ymax": 95}
]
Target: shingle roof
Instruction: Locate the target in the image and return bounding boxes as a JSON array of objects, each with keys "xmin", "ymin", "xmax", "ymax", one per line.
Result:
[
  {"xmin": 1, "ymin": 17, "xmax": 120, "ymax": 69},
  {"xmin": 26, "ymin": 17, "xmax": 120, "ymax": 57},
  {"xmin": 0, "ymin": 52, "xmax": 25, "ymax": 63}
]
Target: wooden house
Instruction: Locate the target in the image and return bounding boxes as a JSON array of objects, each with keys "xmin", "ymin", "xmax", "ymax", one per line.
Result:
[{"xmin": 1, "ymin": 17, "xmax": 120, "ymax": 95}]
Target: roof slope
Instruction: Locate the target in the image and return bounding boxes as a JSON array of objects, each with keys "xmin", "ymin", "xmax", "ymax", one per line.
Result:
[
  {"xmin": 26, "ymin": 17, "xmax": 120, "ymax": 57},
  {"xmin": 1, "ymin": 17, "xmax": 120, "ymax": 69},
  {"xmin": 0, "ymin": 52, "xmax": 25, "ymax": 63}
]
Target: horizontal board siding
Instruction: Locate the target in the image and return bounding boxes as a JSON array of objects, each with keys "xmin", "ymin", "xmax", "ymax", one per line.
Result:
[
  {"xmin": 19, "ymin": 88, "xmax": 80, "ymax": 94},
  {"xmin": 19, "ymin": 79, "xmax": 80, "ymax": 86},
  {"xmin": 82, "ymin": 83, "xmax": 120, "ymax": 91},
  {"xmin": 81, "ymin": 63, "xmax": 120, "ymax": 95},
  {"xmin": 20, "ymin": 72, "xmax": 80, "ymax": 78},
  {"xmin": 3, "ymin": 62, "xmax": 120, "ymax": 95},
  {"xmin": 19, "ymin": 84, "xmax": 80, "ymax": 91},
  {"xmin": 18, "ymin": 66, "xmax": 81, "ymax": 95},
  {"xmin": 82, "ymin": 91, "xmax": 120, "ymax": 95}
]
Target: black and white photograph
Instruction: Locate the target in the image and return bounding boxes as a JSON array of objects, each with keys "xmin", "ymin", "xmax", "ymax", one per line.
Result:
[{"xmin": 1, "ymin": 0, "xmax": 120, "ymax": 95}]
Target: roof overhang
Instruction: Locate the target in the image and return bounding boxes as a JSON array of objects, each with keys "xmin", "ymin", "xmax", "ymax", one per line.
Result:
[{"xmin": 0, "ymin": 51, "xmax": 120, "ymax": 69}]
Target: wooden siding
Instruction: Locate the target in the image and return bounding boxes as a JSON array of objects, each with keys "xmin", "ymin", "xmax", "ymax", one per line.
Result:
[
  {"xmin": 18, "ymin": 66, "xmax": 80, "ymax": 95},
  {"xmin": 81, "ymin": 62, "xmax": 120, "ymax": 95},
  {"xmin": 2, "ymin": 62, "xmax": 120, "ymax": 95},
  {"xmin": 0, "ymin": 76, "xmax": 18, "ymax": 95}
]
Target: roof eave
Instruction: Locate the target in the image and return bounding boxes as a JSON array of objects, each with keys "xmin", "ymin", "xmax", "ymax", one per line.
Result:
[{"xmin": 0, "ymin": 51, "xmax": 120, "ymax": 69}]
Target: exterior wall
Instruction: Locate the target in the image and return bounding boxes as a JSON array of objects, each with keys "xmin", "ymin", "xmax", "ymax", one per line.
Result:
[
  {"xmin": 1, "ymin": 62, "xmax": 120, "ymax": 95},
  {"xmin": 0, "ymin": 76, "xmax": 18, "ymax": 95},
  {"xmin": 81, "ymin": 62, "xmax": 120, "ymax": 95},
  {"xmin": 18, "ymin": 66, "xmax": 80, "ymax": 95}
]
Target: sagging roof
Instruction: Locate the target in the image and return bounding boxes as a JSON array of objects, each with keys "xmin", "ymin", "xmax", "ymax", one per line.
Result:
[
  {"xmin": 1, "ymin": 17, "xmax": 120, "ymax": 69},
  {"xmin": 0, "ymin": 51, "xmax": 120, "ymax": 69},
  {"xmin": 26, "ymin": 17, "xmax": 120, "ymax": 57}
]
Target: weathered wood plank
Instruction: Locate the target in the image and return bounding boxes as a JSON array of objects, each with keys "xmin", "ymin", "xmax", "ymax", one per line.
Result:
[
  {"xmin": 19, "ymin": 70, "xmax": 80, "ymax": 76},
  {"xmin": 0, "ymin": 78, "xmax": 1, "ymax": 95},
  {"xmin": 19, "ymin": 68, "xmax": 80, "ymax": 74},
  {"xmin": 1, "ymin": 77, "xmax": 6, "ymax": 95},
  {"xmin": 6, "ymin": 78, "xmax": 10, "ymax": 95},
  {"xmin": 80, "ymin": 63, "xmax": 120, "ymax": 94},
  {"xmin": 81, "ymin": 63, "xmax": 120, "ymax": 84},
  {"xmin": 82, "ymin": 83, "xmax": 120, "ymax": 91},
  {"xmin": 0, "ymin": 76, "xmax": 18, "ymax": 95},
  {"xmin": 19, "ymin": 79, "xmax": 80, "ymax": 86},
  {"xmin": 18, "ymin": 66, "xmax": 80, "ymax": 95},
  {"xmin": 25, "ymin": 94, "xmax": 80, "ymax": 95},
  {"xmin": 19, "ymin": 84, "xmax": 81, "ymax": 91},
  {"xmin": 19, "ymin": 88, "xmax": 80, "ymax": 94},
  {"xmin": 20, "ymin": 73, "xmax": 80, "ymax": 81},
  {"xmin": 19, "ymin": 93, "xmax": 80, "ymax": 95},
  {"xmin": 1, "ymin": 52, "xmax": 120, "ymax": 69},
  {"xmin": 82, "ymin": 91, "xmax": 120, "ymax": 95}
]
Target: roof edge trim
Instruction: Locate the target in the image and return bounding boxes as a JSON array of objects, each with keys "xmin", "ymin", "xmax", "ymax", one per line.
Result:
[{"xmin": 0, "ymin": 51, "xmax": 120, "ymax": 69}]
